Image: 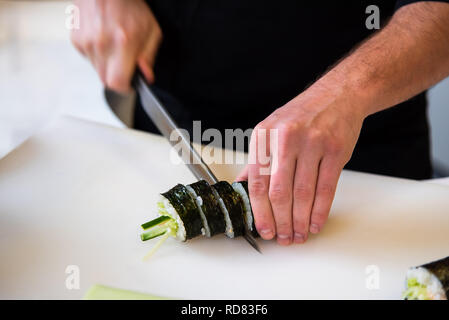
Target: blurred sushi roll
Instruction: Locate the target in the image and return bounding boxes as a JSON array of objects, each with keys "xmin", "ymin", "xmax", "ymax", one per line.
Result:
[{"xmin": 403, "ymin": 256, "xmax": 449, "ymax": 300}]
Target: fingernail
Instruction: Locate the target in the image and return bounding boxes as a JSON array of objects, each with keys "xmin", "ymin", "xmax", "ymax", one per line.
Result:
[
  {"xmin": 310, "ymin": 224, "xmax": 320, "ymax": 234},
  {"xmin": 294, "ymin": 233, "xmax": 305, "ymax": 243},
  {"xmin": 260, "ymin": 229, "xmax": 274, "ymax": 239}
]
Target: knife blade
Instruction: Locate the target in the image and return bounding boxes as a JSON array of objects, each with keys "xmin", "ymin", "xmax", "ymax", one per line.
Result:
[{"xmin": 132, "ymin": 71, "xmax": 261, "ymax": 253}]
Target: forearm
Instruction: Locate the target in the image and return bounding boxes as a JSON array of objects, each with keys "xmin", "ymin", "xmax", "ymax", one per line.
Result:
[{"xmin": 309, "ymin": 1, "xmax": 449, "ymax": 118}]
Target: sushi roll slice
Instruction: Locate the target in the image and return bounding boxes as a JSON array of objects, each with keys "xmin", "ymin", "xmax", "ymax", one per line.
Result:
[
  {"xmin": 185, "ymin": 184, "xmax": 211, "ymax": 237},
  {"xmin": 141, "ymin": 184, "xmax": 204, "ymax": 242},
  {"xmin": 232, "ymin": 181, "xmax": 259, "ymax": 238},
  {"xmin": 403, "ymin": 256, "xmax": 449, "ymax": 300},
  {"xmin": 211, "ymin": 181, "xmax": 245, "ymax": 238},
  {"xmin": 186, "ymin": 180, "xmax": 226, "ymax": 237}
]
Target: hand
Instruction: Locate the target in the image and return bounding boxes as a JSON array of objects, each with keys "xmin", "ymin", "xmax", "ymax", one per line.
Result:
[
  {"xmin": 71, "ymin": 0, "xmax": 162, "ymax": 93},
  {"xmin": 237, "ymin": 81, "xmax": 365, "ymax": 245}
]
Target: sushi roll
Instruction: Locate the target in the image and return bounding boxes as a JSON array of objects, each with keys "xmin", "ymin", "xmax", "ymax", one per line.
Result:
[
  {"xmin": 139, "ymin": 180, "xmax": 260, "ymax": 249},
  {"xmin": 185, "ymin": 180, "xmax": 226, "ymax": 237},
  {"xmin": 211, "ymin": 181, "xmax": 246, "ymax": 238},
  {"xmin": 232, "ymin": 181, "xmax": 259, "ymax": 238},
  {"xmin": 141, "ymin": 184, "xmax": 204, "ymax": 242},
  {"xmin": 403, "ymin": 256, "xmax": 449, "ymax": 300}
]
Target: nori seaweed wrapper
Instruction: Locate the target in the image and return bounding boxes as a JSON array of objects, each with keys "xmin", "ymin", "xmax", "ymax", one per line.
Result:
[
  {"xmin": 421, "ymin": 256, "xmax": 449, "ymax": 297},
  {"xmin": 212, "ymin": 181, "xmax": 246, "ymax": 237},
  {"xmin": 161, "ymin": 184, "xmax": 203, "ymax": 240},
  {"xmin": 188, "ymin": 180, "xmax": 226, "ymax": 236},
  {"xmin": 238, "ymin": 181, "xmax": 260, "ymax": 238}
]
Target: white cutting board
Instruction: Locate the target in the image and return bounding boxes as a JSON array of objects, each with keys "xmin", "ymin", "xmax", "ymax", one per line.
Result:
[{"xmin": 0, "ymin": 116, "xmax": 448, "ymax": 300}]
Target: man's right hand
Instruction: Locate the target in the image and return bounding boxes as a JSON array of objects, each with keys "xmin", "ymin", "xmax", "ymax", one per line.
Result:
[{"xmin": 71, "ymin": 0, "xmax": 162, "ymax": 93}]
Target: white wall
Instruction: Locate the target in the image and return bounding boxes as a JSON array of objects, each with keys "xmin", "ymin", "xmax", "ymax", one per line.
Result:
[{"xmin": 0, "ymin": 1, "xmax": 123, "ymax": 159}]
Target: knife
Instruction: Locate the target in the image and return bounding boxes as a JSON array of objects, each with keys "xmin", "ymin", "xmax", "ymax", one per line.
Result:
[{"xmin": 132, "ymin": 70, "xmax": 261, "ymax": 253}]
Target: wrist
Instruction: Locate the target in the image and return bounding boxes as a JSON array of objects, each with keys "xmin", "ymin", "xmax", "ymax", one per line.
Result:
[{"xmin": 297, "ymin": 71, "xmax": 371, "ymax": 123}]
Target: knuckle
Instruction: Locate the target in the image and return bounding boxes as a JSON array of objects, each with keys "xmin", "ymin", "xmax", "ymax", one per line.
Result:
[
  {"xmin": 93, "ymin": 29, "xmax": 109, "ymax": 52},
  {"xmin": 317, "ymin": 183, "xmax": 335, "ymax": 196},
  {"xmin": 115, "ymin": 27, "xmax": 131, "ymax": 46},
  {"xmin": 82, "ymin": 35, "xmax": 95, "ymax": 51},
  {"xmin": 325, "ymin": 138, "xmax": 344, "ymax": 156},
  {"xmin": 277, "ymin": 121, "xmax": 297, "ymax": 133},
  {"xmin": 293, "ymin": 183, "xmax": 314, "ymax": 200},
  {"xmin": 306, "ymin": 128, "xmax": 324, "ymax": 144},
  {"xmin": 277, "ymin": 122, "xmax": 298, "ymax": 140},
  {"xmin": 271, "ymin": 123, "xmax": 298, "ymax": 156},
  {"xmin": 94, "ymin": 37, "xmax": 107, "ymax": 54},
  {"xmin": 254, "ymin": 121, "xmax": 268, "ymax": 132},
  {"xmin": 268, "ymin": 185, "xmax": 290, "ymax": 204},
  {"xmin": 249, "ymin": 179, "xmax": 269, "ymax": 197},
  {"xmin": 275, "ymin": 220, "xmax": 292, "ymax": 232}
]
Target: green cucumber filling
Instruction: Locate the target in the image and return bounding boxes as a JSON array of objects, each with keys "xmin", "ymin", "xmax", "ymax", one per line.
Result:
[
  {"xmin": 140, "ymin": 201, "xmax": 179, "ymax": 241},
  {"xmin": 403, "ymin": 278, "xmax": 431, "ymax": 300}
]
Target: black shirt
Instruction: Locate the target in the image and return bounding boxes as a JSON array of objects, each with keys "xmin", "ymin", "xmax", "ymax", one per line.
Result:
[{"xmin": 135, "ymin": 0, "xmax": 440, "ymax": 180}]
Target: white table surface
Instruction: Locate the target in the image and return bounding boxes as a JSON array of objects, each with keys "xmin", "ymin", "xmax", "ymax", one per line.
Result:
[{"xmin": 1, "ymin": 116, "xmax": 448, "ymax": 300}]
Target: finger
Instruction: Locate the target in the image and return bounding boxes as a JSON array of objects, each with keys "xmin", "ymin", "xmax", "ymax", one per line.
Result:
[
  {"xmin": 235, "ymin": 165, "xmax": 249, "ymax": 182},
  {"xmin": 269, "ymin": 152, "xmax": 295, "ymax": 246},
  {"xmin": 86, "ymin": 48, "xmax": 105, "ymax": 84},
  {"xmin": 248, "ymin": 125, "xmax": 275, "ymax": 240},
  {"xmin": 292, "ymin": 153, "xmax": 320, "ymax": 244},
  {"xmin": 83, "ymin": 36, "xmax": 96, "ymax": 65},
  {"xmin": 81, "ymin": 31, "xmax": 103, "ymax": 81},
  {"xmin": 137, "ymin": 26, "xmax": 162, "ymax": 84},
  {"xmin": 93, "ymin": 42, "xmax": 108, "ymax": 84},
  {"xmin": 70, "ymin": 31, "xmax": 87, "ymax": 56},
  {"xmin": 309, "ymin": 156, "xmax": 342, "ymax": 234},
  {"xmin": 105, "ymin": 35, "xmax": 137, "ymax": 93}
]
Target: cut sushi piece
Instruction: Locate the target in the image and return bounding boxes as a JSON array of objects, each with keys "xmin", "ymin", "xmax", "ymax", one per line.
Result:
[
  {"xmin": 212, "ymin": 181, "xmax": 245, "ymax": 238},
  {"xmin": 232, "ymin": 181, "xmax": 259, "ymax": 238},
  {"xmin": 142, "ymin": 184, "xmax": 204, "ymax": 242},
  {"xmin": 187, "ymin": 180, "xmax": 226, "ymax": 237},
  {"xmin": 185, "ymin": 184, "xmax": 211, "ymax": 237},
  {"xmin": 403, "ymin": 256, "xmax": 449, "ymax": 300}
]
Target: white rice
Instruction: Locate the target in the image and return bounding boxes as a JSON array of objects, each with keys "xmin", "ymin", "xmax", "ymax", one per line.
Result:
[
  {"xmin": 232, "ymin": 182, "xmax": 253, "ymax": 232},
  {"xmin": 406, "ymin": 267, "xmax": 447, "ymax": 300},
  {"xmin": 185, "ymin": 185, "xmax": 210, "ymax": 237},
  {"xmin": 158, "ymin": 195, "xmax": 186, "ymax": 242},
  {"xmin": 211, "ymin": 187, "xmax": 234, "ymax": 238}
]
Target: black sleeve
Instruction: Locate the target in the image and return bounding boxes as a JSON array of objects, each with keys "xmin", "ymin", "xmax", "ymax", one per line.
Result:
[{"xmin": 396, "ymin": 0, "xmax": 449, "ymax": 10}]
